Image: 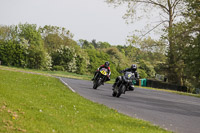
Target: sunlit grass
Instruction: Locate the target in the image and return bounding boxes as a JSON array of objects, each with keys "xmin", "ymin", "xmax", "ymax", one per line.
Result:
[
  {"xmin": 1, "ymin": 65, "xmax": 198, "ymax": 98},
  {"xmin": 0, "ymin": 69, "xmax": 170, "ymax": 133},
  {"xmin": 139, "ymin": 86, "xmax": 200, "ymax": 98}
]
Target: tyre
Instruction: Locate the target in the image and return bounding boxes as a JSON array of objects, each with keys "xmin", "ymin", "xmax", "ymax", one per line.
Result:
[
  {"xmin": 93, "ymin": 82, "xmax": 97, "ymax": 89},
  {"xmin": 116, "ymin": 85, "xmax": 124, "ymax": 97},
  {"xmin": 116, "ymin": 88, "xmax": 122, "ymax": 97},
  {"xmin": 93, "ymin": 78, "xmax": 102, "ymax": 89},
  {"xmin": 112, "ymin": 91, "xmax": 117, "ymax": 97},
  {"xmin": 116, "ymin": 92, "xmax": 121, "ymax": 97},
  {"xmin": 93, "ymin": 80, "xmax": 98, "ymax": 89}
]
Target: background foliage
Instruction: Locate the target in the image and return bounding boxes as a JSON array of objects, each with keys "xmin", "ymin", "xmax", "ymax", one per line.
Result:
[{"xmin": 0, "ymin": 0, "xmax": 199, "ymax": 90}]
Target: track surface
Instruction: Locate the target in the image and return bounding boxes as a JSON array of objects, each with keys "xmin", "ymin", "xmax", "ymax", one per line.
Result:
[{"xmin": 60, "ymin": 77, "xmax": 200, "ymax": 133}]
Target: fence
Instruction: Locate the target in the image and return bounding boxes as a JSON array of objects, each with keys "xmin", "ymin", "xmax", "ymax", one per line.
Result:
[{"xmin": 146, "ymin": 79, "xmax": 187, "ymax": 92}]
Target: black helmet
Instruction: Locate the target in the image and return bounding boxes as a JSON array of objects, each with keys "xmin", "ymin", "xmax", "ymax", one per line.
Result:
[
  {"xmin": 131, "ymin": 64, "xmax": 137, "ymax": 71},
  {"xmin": 104, "ymin": 61, "xmax": 110, "ymax": 68}
]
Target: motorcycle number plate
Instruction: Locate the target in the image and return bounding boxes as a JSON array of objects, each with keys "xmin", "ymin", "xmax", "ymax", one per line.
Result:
[{"xmin": 101, "ymin": 70, "xmax": 107, "ymax": 75}]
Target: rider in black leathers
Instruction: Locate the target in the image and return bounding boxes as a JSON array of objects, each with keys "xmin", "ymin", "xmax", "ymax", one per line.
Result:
[{"xmin": 112, "ymin": 64, "xmax": 139, "ymax": 90}]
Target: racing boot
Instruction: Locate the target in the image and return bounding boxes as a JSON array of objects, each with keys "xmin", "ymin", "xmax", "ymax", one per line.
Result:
[
  {"xmin": 129, "ymin": 85, "xmax": 135, "ymax": 91},
  {"xmin": 112, "ymin": 82, "xmax": 117, "ymax": 90}
]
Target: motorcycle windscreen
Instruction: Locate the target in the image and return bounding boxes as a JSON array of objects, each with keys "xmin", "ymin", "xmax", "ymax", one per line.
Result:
[
  {"xmin": 100, "ymin": 68, "xmax": 108, "ymax": 76},
  {"xmin": 124, "ymin": 72, "xmax": 135, "ymax": 81}
]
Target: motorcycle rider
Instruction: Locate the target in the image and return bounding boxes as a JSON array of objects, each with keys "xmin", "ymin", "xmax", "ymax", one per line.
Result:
[
  {"xmin": 112, "ymin": 64, "xmax": 139, "ymax": 90},
  {"xmin": 92, "ymin": 61, "xmax": 111, "ymax": 84}
]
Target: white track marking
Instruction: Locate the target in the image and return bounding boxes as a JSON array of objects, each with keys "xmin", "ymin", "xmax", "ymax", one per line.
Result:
[{"xmin": 59, "ymin": 77, "xmax": 76, "ymax": 93}]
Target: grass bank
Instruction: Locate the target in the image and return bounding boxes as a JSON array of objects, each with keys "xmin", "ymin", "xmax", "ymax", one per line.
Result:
[
  {"xmin": 0, "ymin": 68, "xmax": 170, "ymax": 133},
  {"xmin": 1, "ymin": 65, "xmax": 199, "ymax": 98}
]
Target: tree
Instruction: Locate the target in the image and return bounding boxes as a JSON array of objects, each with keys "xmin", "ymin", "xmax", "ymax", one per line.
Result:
[
  {"xmin": 106, "ymin": 0, "xmax": 186, "ymax": 84},
  {"xmin": 80, "ymin": 40, "xmax": 95, "ymax": 49},
  {"xmin": 41, "ymin": 25, "xmax": 75, "ymax": 53},
  {"xmin": 43, "ymin": 33, "xmax": 63, "ymax": 53},
  {"xmin": 18, "ymin": 23, "xmax": 42, "ymax": 46},
  {"xmin": 139, "ymin": 60, "xmax": 156, "ymax": 78},
  {"xmin": 104, "ymin": 47, "xmax": 128, "ymax": 68},
  {"xmin": 176, "ymin": 0, "xmax": 200, "ymax": 88},
  {"xmin": 0, "ymin": 41, "xmax": 28, "ymax": 67},
  {"xmin": 161, "ymin": 0, "xmax": 200, "ymax": 88},
  {"xmin": 92, "ymin": 39, "xmax": 98, "ymax": 48},
  {"xmin": 27, "ymin": 44, "xmax": 52, "ymax": 70},
  {"xmin": 97, "ymin": 41, "xmax": 111, "ymax": 49},
  {"xmin": 51, "ymin": 45, "xmax": 77, "ymax": 72}
]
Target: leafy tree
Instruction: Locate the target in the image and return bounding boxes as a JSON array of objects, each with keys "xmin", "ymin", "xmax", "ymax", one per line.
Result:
[
  {"xmin": 18, "ymin": 23, "xmax": 42, "ymax": 46},
  {"xmin": 86, "ymin": 49, "xmax": 108, "ymax": 72},
  {"xmin": 81, "ymin": 40, "xmax": 95, "ymax": 49},
  {"xmin": 27, "ymin": 45, "xmax": 52, "ymax": 70},
  {"xmin": 138, "ymin": 60, "xmax": 156, "ymax": 78},
  {"xmin": 185, "ymin": 0, "xmax": 200, "ymax": 88},
  {"xmin": 43, "ymin": 33, "xmax": 63, "ymax": 53},
  {"xmin": 174, "ymin": 0, "xmax": 200, "ymax": 88},
  {"xmin": 106, "ymin": 0, "xmax": 187, "ymax": 84},
  {"xmin": 120, "ymin": 45, "xmax": 142, "ymax": 62},
  {"xmin": 137, "ymin": 37, "xmax": 166, "ymax": 54},
  {"xmin": 51, "ymin": 45, "xmax": 77, "ymax": 72},
  {"xmin": 92, "ymin": 39, "xmax": 98, "ymax": 48},
  {"xmin": 41, "ymin": 25, "xmax": 75, "ymax": 53},
  {"xmin": 104, "ymin": 47, "xmax": 128, "ymax": 69},
  {"xmin": 0, "ymin": 25, "xmax": 14, "ymax": 41},
  {"xmin": 75, "ymin": 54, "xmax": 87, "ymax": 74},
  {"xmin": 138, "ymin": 69, "xmax": 148, "ymax": 79},
  {"xmin": 41, "ymin": 25, "xmax": 73, "ymax": 39},
  {"xmin": 0, "ymin": 41, "xmax": 28, "ymax": 67},
  {"xmin": 98, "ymin": 41, "xmax": 111, "ymax": 49}
]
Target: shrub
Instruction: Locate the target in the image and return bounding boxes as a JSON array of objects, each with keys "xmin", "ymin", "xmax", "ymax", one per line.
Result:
[{"xmin": 52, "ymin": 65, "xmax": 65, "ymax": 71}]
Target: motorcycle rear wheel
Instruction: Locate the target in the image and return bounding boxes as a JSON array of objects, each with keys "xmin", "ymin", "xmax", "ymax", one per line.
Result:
[
  {"xmin": 116, "ymin": 85, "xmax": 125, "ymax": 97},
  {"xmin": 112, "ymin": 91, "xmax": 117, "ymax": 97}
]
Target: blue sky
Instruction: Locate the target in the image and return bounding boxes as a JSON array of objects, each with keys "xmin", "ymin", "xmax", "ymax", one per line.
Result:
[{"xmin": 0, "ymin": 0, "xmax": 146, "ymax": 45}]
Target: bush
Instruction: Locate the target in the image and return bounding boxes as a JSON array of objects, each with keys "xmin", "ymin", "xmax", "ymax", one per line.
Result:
[
  {"xmin": 51, "ymin": 45, "xmax": 77, "ymax": 72},
  {"xmin": 0, "ymin": 41, "xmax": 28, "ymax": 67},
  {"xmin": 52, "ymin": 65, "xmax": 65, "ymax": 71},
  {"xmin": 138, "ymin": 69, "xmax": 148, "ymax": 78},
  {"xmin": 27, "ymin": 45, "xmax": 52, "ymax": 70}
]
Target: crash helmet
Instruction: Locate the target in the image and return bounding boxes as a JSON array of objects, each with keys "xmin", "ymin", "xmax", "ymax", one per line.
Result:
[
  {"xmin": 131, "ymin": 64, "xmax": 137, "ymax": 71},
  {"xmin": 104, "ymin": 61, "xmax": 110, "ymax": 68}
]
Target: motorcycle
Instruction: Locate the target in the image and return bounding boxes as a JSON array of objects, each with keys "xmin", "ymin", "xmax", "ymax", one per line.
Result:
[
  {"xmin": 93, "ymin": 68, "xmax": 108, "ymax": 89},
  {"xmin": 112, "ymin": 71, "xmax": 135, "ymax": 97}
]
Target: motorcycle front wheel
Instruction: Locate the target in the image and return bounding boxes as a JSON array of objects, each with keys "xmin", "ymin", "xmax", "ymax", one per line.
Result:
[
  {"xmin": 116, "ymin": 85, "xmax": 125, "ymax": 97},
  {"xmin": 93, "ymin": 81, "xmax": 98, "ymax": 89},
  {"xmin": 93, "ymin": 78, "xmax": 102, "ymax": 89}
]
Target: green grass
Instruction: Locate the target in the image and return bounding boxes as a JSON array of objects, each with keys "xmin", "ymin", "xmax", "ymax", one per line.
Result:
[
  {"xmin": 140, "ymin": 86, "xmax": 200, "ymax": 98},
  {"xmin": 0, "ymin": 69, "xmax": 170, "ymax": 133},
  {"xmin": 0, "ymin": 65, "xmax": 114, "ymax": 82},
  {"xmin": 1, "ymin": 65, "xmax": 199, "ymax": 98}
]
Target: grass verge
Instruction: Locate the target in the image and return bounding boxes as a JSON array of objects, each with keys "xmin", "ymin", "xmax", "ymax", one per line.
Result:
[
  {"xmin": 140, "ymin": 86, "xmax": 200, "ymax": 98},
  {"xmin": 0, "ymin": 69, "xmax": 170, "ymax": 133},
  {"xmin": 1, "ymin": 65, "xmax": 199, "ymax": 98}
]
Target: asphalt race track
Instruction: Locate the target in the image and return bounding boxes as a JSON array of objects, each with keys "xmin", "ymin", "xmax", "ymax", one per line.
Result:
[{"xmin": 60, "ymin": 77, "xmax": 200, "ymax": 133}]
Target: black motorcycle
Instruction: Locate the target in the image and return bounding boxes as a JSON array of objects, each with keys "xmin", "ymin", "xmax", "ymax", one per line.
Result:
[
  {"xmin": 112, "ymin": 71, "xmax": 135, "ymax": 97},
  {"xmin": 93, "ymin": 68, "xmax": 108, "ymax": 89}
]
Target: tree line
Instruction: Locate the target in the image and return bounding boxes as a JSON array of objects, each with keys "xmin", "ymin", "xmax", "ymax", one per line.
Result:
[
  {"xmin": 0, "ymin": 23, "xmax": 164, "ymax": 79},
  {"xmin": 0, "ymin": 0, "xmax": 199, "ymax": 91},
  {"xmin": 106, "ymin": 0, "xmax": 200, "ymax": 90}
]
